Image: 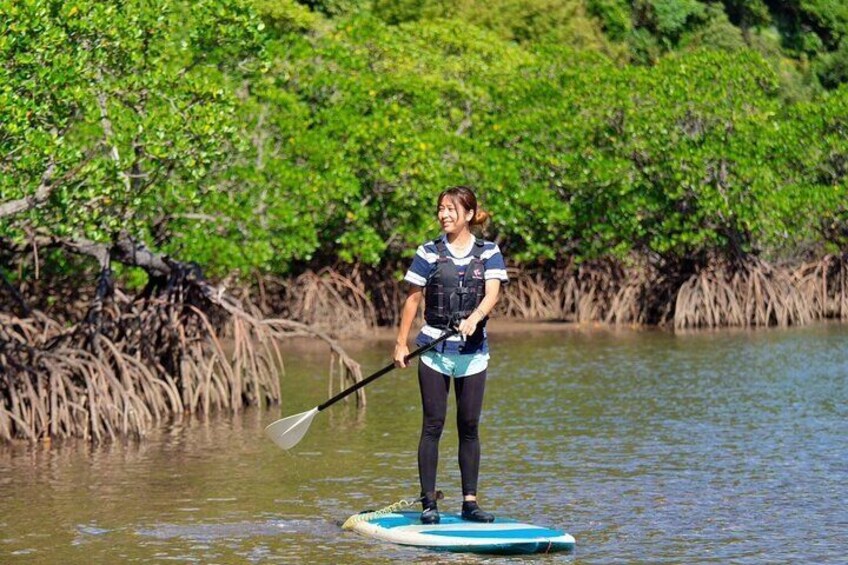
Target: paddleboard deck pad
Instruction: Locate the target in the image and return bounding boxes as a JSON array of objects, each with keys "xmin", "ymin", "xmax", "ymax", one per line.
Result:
[{"xmin": 348, "ymin": 511, "xmax": 575, "ymax": 554}]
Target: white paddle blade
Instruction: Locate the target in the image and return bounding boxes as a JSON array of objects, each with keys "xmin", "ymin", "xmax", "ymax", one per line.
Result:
[{"xmin": 264, "ymin": 407, "xmax": 319, "ymax": 450}]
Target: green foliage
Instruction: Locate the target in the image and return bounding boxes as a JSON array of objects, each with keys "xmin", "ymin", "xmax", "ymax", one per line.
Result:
[
  {"xmin": 4, "ymin": 1, "xmax": 848, "ymax": 286},
  {"xmin": 814, "ymin": 39, "xmax": 848, "ymax": 88},
  {"xmin": 260, "ymin": 16, "xmax": 538, "ymax": 263},
  {"xmin": 371, "ymin": 0, "xmax": 445, "ymax": 25},
  {"xmin": 252, "ymin": 0, "xmax": 320, "ymax": 35},
  {"xmin": 373, "ymin": 0, "xmax": 622, "ymax": 55},
  {"xmin": 719, "ymin": 0, "xmax": 771, "ymax": 31},
  {"xmin": 797, "ymin": 0, "xmax": 848, "ymax": 48},
  {"xmin": 766, "ymin": 85, "xmax": 848, "ymax": 252},
  {"xmin": 586, "ymin": 0, "xmax": 632, "ymax": 41},
  {"xmin": 633, "ymin": 0, "xmax": 708, "ymax": 46},
  {"xmin": 652, "ymin": 0, "xmax": 706, "ymax": 40},
  {"xmin": 680, "ymin": 5, "xmax": 747, "ymax": 53},
  {"xmin": 490, "ymin": 47, "xmax": 791, "ymax": 261},
  {"xmin": 295, "ymin": 0, "xmax": 369, "ymax": 17},
  {"xmin": 1, "ymin": 0, "xmax": 267, "ymax": 276}
]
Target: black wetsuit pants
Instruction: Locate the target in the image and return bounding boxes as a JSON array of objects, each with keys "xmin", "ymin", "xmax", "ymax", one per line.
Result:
[{"xmin": 417, "ymin": 361, "xmax": 487, "ymax": 498}]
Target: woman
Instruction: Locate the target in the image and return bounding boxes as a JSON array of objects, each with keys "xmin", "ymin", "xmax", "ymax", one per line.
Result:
[{"xmin": 394, "ymin": 186, "xmax": 508, "ymax": 525}]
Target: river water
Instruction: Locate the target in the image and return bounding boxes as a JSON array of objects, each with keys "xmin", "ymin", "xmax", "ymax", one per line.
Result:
[{"xmin": 1, "ymin": 323, "xmax": 845, "ymax": 564}]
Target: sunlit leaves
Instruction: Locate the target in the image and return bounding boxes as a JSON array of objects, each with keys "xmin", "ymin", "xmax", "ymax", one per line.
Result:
[
  {"xmin": 4, "ymin": 2, "xmax": 848, "ymax": 285},
  {"xmin": 1, "ymin": 0, "xmax": 265, "ymax": 263}
]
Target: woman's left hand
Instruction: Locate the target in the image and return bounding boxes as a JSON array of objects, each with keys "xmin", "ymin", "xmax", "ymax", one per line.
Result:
[{"xmin": 457, "ymin": 311, "xmax": 483, "ymax": 338}]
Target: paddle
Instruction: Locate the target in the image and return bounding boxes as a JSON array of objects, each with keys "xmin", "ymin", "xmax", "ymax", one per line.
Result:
[{"xmin": 264, "ymin": 328, "xmax": 459, "ymax": 450}]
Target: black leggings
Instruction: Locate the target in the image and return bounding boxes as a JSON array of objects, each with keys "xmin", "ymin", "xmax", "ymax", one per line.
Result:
[{"xmin": 417, "ymin": 361, "xmax": 487, "ymax": 498}]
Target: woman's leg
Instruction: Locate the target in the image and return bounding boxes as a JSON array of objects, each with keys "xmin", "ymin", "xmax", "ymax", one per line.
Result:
[
  {"xmin": 418, "ymin": 361, "xmax": 451, "ymax": 497},
  {"xmin": 454, "ymin": 369, "xmax": 487, "ymax": 497}
]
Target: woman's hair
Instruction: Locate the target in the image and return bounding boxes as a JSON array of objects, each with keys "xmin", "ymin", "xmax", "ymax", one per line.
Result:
[{"xmin": 436, "ymin": 185, "xmax": 490, "ymax": 228}]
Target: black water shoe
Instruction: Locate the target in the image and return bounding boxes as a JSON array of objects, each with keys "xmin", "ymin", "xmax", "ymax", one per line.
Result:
[
  {"xmin": 420, "ymin": 506, "xmax": 440, "ymax": 524},
  {"xmin": 420, "ymin": 493, "xmax": 441, "ymax": 524},
  {"xmin": 461, "ymin": 501, "xmax": 494, "ymax": 523}
]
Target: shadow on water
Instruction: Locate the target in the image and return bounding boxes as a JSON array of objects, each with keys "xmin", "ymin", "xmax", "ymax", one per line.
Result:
[{"xmin": 1, "ymin": 322, "xmax": 846, "ymax": 564}]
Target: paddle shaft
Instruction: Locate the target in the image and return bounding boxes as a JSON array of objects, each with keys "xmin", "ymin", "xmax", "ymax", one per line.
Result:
[{"xmin": 317, "ymin": 329, "xmax": 458, "ymax": 412}]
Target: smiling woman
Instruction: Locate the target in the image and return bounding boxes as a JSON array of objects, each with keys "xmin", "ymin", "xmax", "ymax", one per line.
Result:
[{"xmin": 393, "ymin": 185, "xmax": 509, "ymax": 525}]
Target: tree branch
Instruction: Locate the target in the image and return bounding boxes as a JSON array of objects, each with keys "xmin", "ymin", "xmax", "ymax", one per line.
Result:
[
  {"xmin": 0, "ymin": 148, "xmax": 99, "ymax": 221},
  {"xmin": 8, "ymin": 233, "xmax": 173, "ymax": 276},
  {"xmin": 0, "ymin": 161, "xmax": 55, "ymax": 219}
]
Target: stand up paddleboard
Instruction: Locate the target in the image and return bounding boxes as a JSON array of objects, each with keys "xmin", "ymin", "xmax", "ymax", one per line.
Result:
[{"xmin": 347, "ymin": 511, "xmax": 575, "ymax": 555}]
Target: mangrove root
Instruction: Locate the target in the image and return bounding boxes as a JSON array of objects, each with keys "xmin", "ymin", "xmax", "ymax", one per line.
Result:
[{"xmin": 0, "ymin": 240, "xmax": 362, "ymax": 444}]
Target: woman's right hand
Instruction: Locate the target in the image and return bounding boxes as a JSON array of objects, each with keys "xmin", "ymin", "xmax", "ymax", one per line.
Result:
[{"xmin": 394, "ymin": 342, "xmax": 410, "ymax": 368}]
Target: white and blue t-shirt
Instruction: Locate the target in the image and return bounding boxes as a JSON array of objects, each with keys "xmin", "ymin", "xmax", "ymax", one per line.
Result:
[{"xmin": 404, "ymin": 235, "xmax": 508, "ymax": 358}]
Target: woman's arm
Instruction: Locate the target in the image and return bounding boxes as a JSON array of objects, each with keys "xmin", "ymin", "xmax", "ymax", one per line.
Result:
[
  {"xmin": 458, "ymin": 279, "xmax": 501, "ymax": 338},
  {"xmin": 394, "ymin": 286, "xmax": 424, "ymax": 368}
]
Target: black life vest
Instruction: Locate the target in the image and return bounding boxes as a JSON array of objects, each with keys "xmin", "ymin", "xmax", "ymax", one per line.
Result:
[{"xmin": 424, "ymin": 238, "xmax": 487, "ymax": 329}]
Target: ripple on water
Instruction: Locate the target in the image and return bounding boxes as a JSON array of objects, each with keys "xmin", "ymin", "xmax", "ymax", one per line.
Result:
[{"xmin": 2, "ymin": 324, "xmax": 846, "ymax": 564}]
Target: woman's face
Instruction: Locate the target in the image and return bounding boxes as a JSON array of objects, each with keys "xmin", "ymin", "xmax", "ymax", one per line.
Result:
[{"xmin": 437, "ymin": 196, "xmax": 473, "ymax": 235}]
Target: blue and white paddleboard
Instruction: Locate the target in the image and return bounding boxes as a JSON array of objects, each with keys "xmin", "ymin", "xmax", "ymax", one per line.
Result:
[{"xmin": 349, "ymin": 511, "xmax": 575, "ymax": 555}]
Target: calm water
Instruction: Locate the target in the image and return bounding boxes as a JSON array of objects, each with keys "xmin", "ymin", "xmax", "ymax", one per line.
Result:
[{"xmin": 1, "ymin": 323, "xmax": 846, "ymax": 564}]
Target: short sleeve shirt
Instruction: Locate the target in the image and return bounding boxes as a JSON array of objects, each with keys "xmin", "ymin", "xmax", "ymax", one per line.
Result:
[{"xmin": 404, "ymin": 235, "xmax": 508, "ymax": 354}]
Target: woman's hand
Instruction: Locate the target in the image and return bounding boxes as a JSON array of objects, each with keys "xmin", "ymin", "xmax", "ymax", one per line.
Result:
[
  {"xmin": 457, "ymin": 310, "xmax": 484, "ymax": 339},
  {"xmin": 394, "ymin": 342, "xmax": 411, "ymax": 368}
]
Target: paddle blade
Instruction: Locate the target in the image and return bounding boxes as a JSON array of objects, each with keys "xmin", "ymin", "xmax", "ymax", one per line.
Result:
[{"xmin": 264, "ymin": 407, "xmax": 319, "ymax": 450}]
